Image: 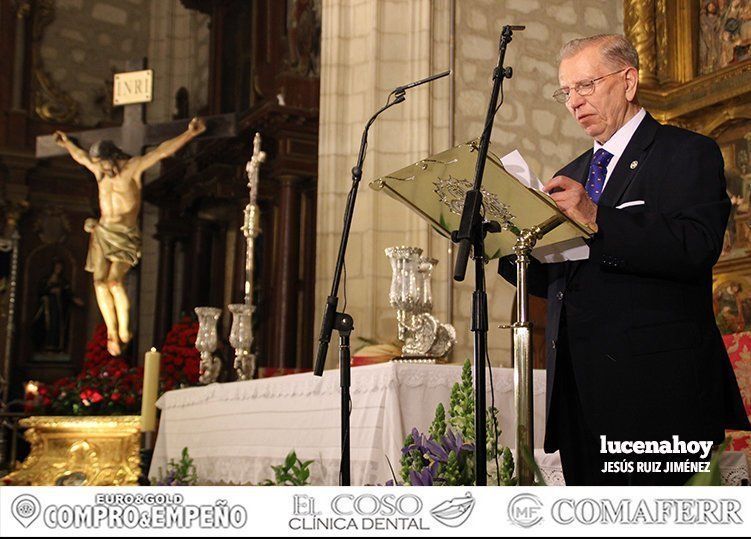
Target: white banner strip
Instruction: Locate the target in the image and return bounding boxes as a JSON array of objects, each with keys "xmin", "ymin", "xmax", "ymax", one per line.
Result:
[{"xmin": 1, "ymin": 486, "xmax": 749, "ymax": 537}]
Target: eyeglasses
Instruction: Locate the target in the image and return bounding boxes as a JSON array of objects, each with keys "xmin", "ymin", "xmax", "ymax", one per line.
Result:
[{"xmin": 552, "ymin": 69, "xmax": 628, "ymax": 104}]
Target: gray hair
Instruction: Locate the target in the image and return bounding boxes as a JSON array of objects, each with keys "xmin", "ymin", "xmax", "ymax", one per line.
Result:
[{"xmin": 559, "ymin": 34, "xmax": 639, "ymax": 71}]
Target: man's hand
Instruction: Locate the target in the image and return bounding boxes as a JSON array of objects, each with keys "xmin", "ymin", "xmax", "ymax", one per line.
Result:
[
  {"xmin": 54, "ymin": 130, "xmax": 68, "ymax": 147},
  {"xmin": 543, "ymin": 175, "xmax": 598, "ymax": 229},
  {"xmin": 188, "ymin": 117, "xmax": 207, "ymax": 136}
]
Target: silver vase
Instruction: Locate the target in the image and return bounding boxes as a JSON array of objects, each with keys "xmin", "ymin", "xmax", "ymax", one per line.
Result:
[
  {"xmin": 194, "ymin": 307, "xmax": 222, "ymax": 384},
  {"xmin": 228, "ymin": 303, "xmax": 255, "ymax": 381},
  {"xmin": 385, "ymin": 246, "xmax": 455, "ymax": 359}
]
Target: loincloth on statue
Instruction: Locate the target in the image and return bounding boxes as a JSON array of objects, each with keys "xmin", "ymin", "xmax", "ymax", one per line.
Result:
[{"xmin": 85, "ymin": 219, "xmax": 142, "ymax": 272}]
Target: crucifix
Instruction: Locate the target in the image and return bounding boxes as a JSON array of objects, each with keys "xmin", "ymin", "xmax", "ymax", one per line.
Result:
[
  {"xmin": 232, "ymin": 133, "xmax": 266, "ymax": 381},
  {"xmin": 36, "ymin": 61, "xmax": 238, "ymax": 356}
]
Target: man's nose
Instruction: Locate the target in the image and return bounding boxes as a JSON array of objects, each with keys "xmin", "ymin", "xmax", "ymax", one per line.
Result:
[{"xmin": 568, "ymin": 89, "xmax": 586, "ymax": 110}]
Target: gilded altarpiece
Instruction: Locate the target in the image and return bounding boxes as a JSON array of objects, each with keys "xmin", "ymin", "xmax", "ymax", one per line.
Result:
[{"xmin": 625, "ymin": 0, "xmax": 751, "ymax": 333}]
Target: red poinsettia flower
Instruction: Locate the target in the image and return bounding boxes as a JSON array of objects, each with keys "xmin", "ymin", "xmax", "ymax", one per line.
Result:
[{"xmin": 30, "ymin": 318, "xmax": 202, "ymax": 416}]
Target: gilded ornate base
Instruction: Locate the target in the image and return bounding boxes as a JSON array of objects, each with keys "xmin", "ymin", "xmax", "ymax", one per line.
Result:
[{"xmin": 4, "ymin": 416, "xmax": 141, "ymax": 486}]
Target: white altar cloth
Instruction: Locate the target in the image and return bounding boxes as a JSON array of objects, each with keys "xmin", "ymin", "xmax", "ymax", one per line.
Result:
[
  {"xmin": 150, "ymin": 362, "xmax": 546, "ymax": 485},
  {"xmin": 149, "ymin": 361, "xmax": 749, "ymax": 486}
]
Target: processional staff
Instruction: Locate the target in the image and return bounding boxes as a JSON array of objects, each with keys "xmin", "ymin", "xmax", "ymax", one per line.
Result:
[
  {"xmin": 231, "ymin": 133, "xmax": 266, "ymax": 381},
  {"xmin": 243, "ymin": 133, "xmax": 266, "ymax": 306}
]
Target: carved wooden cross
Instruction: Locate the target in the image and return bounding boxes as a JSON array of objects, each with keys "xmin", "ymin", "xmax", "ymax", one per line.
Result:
[{"xmin": 35, "ymin": 61, "xmax": 237, "ymax": 158}]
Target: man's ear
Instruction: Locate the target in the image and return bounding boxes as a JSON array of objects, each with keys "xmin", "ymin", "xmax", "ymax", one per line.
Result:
[{"xmin": 625, "ymin": 66, "xmax": 639, "ymax": 102}]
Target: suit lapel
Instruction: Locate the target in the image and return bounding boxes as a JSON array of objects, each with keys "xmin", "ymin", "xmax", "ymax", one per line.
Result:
[
  {"xmin": 566, "ymin": 113, "xmax": 659, "ymax": 283},
  {"xmin": 598, "ymin": 113, "xmax": 659, "ymax": 208},
  {"xmin": 571, "ymin": 151, "xmax": 592, "ymax": 186}
]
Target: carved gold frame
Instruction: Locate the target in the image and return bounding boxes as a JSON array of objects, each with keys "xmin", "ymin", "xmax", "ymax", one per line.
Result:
[
  {"xmin": 625, "ymin": 0, "xmax": 751, "ymax": 124},
  {"xmin": 625, "ymin": 0, "xmax": 751, "ymax": 274}
]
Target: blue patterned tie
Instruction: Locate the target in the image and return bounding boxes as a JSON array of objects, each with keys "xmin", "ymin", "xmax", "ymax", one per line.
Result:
[{"xmin": 585, "ymin": 148, "xmax": 614, "ymax": 204}]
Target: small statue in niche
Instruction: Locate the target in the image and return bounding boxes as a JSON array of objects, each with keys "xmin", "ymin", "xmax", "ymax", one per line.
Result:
[{"xmin": 31, "ymin": 258, "xmax": 84, "ymax": 355}]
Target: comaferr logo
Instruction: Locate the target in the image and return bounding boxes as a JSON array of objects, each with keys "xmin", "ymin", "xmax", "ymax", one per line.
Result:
[
  {"xmin": 507, "ymin": 493, "xmax": 544, "ymax": 528},
  {"xmin": 551, "ymin": 498, "xmax": 744, "ymax": 525}
]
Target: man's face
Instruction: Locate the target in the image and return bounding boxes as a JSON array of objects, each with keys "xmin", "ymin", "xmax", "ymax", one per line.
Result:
[
  {"xmin": 558, "ymin": 46, "xmax": 635, "ymax": 144},
  {"xmin": 92, "ymin": 157, "xmax": 118, "ymax": 177}
]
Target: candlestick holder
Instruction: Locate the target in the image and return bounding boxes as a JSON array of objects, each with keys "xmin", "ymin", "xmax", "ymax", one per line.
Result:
[
  {"xmin": 194, "ymin": 307, "xmax": 222, "ymax": 384},
  {"xmin": 229, "ymin": 304, "xmax": 255, "ymax": 381},
  {"xmin": 385, "ymin": 246, "xmax": 455, "ymax": 360}
]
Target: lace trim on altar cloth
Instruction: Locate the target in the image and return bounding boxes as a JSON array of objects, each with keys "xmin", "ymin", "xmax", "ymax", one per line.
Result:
[
  {"xmin": 720, "ymin": 461, "xmax": 750, "ymax": 486},
  {"xmin": 170, "ymin": 454, "xmax": 748, "ymax": 486},
  {"xmin": 175, "ymin": 456, "xmax": 384, "ymax": 486},
  {"xmin": 538, "ymin": 464, "xmax": 567, "ymax": 486},
  {"xmin": 157, "ymin": 362, "xmax": 546, "ymax": 410}
]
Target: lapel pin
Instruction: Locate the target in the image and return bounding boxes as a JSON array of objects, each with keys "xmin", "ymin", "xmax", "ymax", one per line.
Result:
[{"xmin": 630, "ymin": 160, "xmax": 638, "ymax": 170}]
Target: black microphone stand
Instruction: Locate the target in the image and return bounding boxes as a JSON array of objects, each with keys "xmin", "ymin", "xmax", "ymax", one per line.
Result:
[
  {"xmin": 451, "ymin": 25, "xmax": 520, "ymax": 486},
  {"xmin": 313, "ymin": 91, "xmax": 405, "ymax": 487}
]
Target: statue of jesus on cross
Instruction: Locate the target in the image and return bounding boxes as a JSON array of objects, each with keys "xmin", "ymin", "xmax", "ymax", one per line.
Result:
[{"xmin": 55, "ymin": 117, "xmax": 207, "ymax": 355}]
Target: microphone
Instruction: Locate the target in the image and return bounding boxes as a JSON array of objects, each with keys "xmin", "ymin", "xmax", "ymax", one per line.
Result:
[{"xmin": 394, "ymin": 70, "xmax": 451, "ymax": 95}]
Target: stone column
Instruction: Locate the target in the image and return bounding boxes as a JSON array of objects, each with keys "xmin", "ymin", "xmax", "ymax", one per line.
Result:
[
  {"xmin": 147, "ymin": 0, "xmax": 210, "ymax": 123},
  {"xmin": 316, "ymin": 0, "xmax": 434, "ymax": 368}
]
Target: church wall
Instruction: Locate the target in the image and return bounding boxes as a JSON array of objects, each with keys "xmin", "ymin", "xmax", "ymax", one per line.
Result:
[
  {"xmin": 450, "ymin": 0, "xmax": 624, "ymax": 365},
  {"xmin": 317, "ymin": 0, "xmax": 435, "ymax": 368},
  {"xmin": 318, "ymin": 0, "xmax": 624, "ymax": 368},
  {"xmin": 39, "ymin": 0, "xmax": 152, "ymax": 126}
]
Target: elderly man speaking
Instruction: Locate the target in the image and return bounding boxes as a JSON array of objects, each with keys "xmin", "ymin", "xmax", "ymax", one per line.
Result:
[{"xmin": 500, "ymin": 34, "xmax": 750, "ymax": 485}]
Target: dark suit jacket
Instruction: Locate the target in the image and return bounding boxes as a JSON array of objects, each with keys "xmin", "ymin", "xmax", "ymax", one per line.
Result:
[{"xmin": 499, "ymin": 112, "xmax": 751, "ymax": 452}]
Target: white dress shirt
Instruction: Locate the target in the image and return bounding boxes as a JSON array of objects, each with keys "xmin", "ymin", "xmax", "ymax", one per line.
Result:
[{"xmin": 593, "ymin": 107, "xmax": 646, "ymax": 190}]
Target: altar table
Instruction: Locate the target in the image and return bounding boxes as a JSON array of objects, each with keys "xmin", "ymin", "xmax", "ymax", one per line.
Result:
[
  {"xmin": 150, "ymin": 362, "xmax": 546, "ymax": 485},
  {"xmin": 149, "ymin": 362, "xmax": 749, "ymax": 485}
]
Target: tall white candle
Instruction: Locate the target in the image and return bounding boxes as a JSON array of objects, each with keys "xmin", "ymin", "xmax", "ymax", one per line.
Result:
[{"xmin": 140, "ymin": 347, "xmax": 161, "ymax": 432}]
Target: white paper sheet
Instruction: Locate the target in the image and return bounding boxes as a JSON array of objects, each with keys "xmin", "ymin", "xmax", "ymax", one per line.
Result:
[
  {"xmin": 499, "ymin": 149, "xmax": 590, "ymax": 262},
  {"xmin": 499, "ymin": 149, "xmax": 545, "ymax": 191}
]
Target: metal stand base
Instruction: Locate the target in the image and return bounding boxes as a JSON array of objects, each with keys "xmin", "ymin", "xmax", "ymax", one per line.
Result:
[
  {"xmin": 335, "ymin": 312, "xmax": 353, "ymax": 486},
  {"xmin": 508, "ymin": 217, "xmax": 564, "ymax": 486}
]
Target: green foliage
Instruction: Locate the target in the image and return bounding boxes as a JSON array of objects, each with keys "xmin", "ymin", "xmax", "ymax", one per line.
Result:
[
  {"xmin": 155, "ymin": 447, "xmax": 198, "ymax": 486},
  {"xmin": 396, "ymin": 359, "xmax": 517, "ymax": 486},
  {"xmin": 444, "ymin": 451, "xmax": 461, "ymax": 485},
  {"xmin": 499, "ymin": 447, "xmax": 516, "ymax": 486},
  {"xmin": 448, "ymin": 360, "xmax": 475, "ymax": 441},
  {"xmin": 684, "ymin": 437, "xmax": 731, "ymax": 486},
  {"xmin": 399, "ymin": 432, "xmax": 416, "ymax": 483},
  {"xmin": 430, "ymin": 403, "xmax": 447, "ymax": 439},
  {"xmin": 261, "ymin": 450, "xmax": 314, "ymax": 486}
]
